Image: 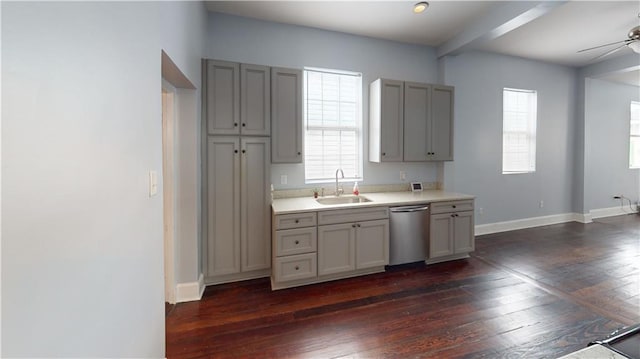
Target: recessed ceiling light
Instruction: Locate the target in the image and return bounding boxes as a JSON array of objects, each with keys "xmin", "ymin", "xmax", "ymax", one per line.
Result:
[{"xmin": 413, "ymin": 1, "xmax": 429, "ymax": 14}]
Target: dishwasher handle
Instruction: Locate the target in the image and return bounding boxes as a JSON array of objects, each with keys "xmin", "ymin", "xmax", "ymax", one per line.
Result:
[{"xmin": 390, "ymin": 205, "xmax": 429, "ymax": 213}]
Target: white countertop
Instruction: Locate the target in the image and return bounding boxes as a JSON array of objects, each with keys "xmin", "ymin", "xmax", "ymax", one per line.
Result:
[{"xmin": 271, "ymin": 190, "xmax": 475, "ymax": 214}]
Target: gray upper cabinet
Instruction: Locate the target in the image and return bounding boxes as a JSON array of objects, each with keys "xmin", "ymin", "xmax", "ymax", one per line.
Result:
[
  {"xmin": 240, "ymin": 64, "xmax": 270, "ymax": 136},
  {"xmin": 204, "ymin": 60, "xmax": 271, "ymax": 136},
  {"xmin": 430, "ymin": 85, "xmax": 454, "ymax": 161},
  {"xmin": 370, "ymin": 78, "xmax": 454, "ymax": 162},
  {"xmin": 403, "ymin": 82, "xmax": 432, "ymax": 161},
  {"xmin": 369, "ymin": 79, "xmax": 404, "ymax": 162},
  {"xmin": 271, "ymin": 67, "xmax": 303, "ymax": 163},
  {"xmin": 205, "ymin": 60, "xmax": 240, "ymax": 135}
]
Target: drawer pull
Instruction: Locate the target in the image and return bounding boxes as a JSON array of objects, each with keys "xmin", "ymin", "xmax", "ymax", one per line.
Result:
[
  {"xmin": 295, "ymin": 219, "xmax": 299, "ymax": 223},
  {"xmin": 452, "ymin": 205, "xmax": 456, "ymax": 208},
  {"xmin": 295, "ymin": 266, "xmax": 300, "ymax": 271},
  {"xmin": 352, "ymin": 224, "xmax": 356, "ymax": 228},
  {"xmin": 295, "ymin": 240, "xmax": 299, "ymax": 245}
]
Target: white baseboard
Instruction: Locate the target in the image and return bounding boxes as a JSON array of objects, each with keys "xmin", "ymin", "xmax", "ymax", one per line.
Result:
[
  {"xmin": 589, "ymin": 205, "xmax": 638, "ymax": 219},
  {"xmin": 475, "ymin": 213, "xmax": 584, "ymax": 236},
  {"xmin": 175, "ymin": 273, "xmax": 205, "ymax": 303},
  {"xmin": 475, "ymin": 206, "xmax": 638, "ymax": 236}
]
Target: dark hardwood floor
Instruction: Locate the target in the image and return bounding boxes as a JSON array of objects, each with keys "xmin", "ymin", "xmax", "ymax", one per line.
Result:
[{"xmin": 166, "ymin": 214, "xmax": 640, "ymax": 358}]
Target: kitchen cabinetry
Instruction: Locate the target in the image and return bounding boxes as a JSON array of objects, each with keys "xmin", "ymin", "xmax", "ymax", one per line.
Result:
[
  {"xmin": 318, "ymin": 207, "xmax": 389, "ymax": 276},
  {"xmin": 404, "ymin": 83, "xmax": 454, "ymax": 161},
  {"xmin": 271, "ymin": 67, "xmax": 303, "ymax": 163},
  {"xmin": 369, "ymin": 79, "xmax": 404, "ymax": 162},
  {"xmin": 272, "ymin": 212, "xmax": 318, "ymax": 285},
  {"xmin": 271, "ymin": 206, "xmax": 389, "ymax": 290},
  {"xmin": 427, "ymin": 200, "xmax": 474, "ymax": 264},
  {"xmin": 204, "ymin": 60, "xmax": 270, "ymax": 136},
  {"xmin": 204, "ymin": 136, "xmax": 271, "ymax": 283},
  {"xmin": 370, "ymin": 78, "xmax": 454, "ymax": 162}
]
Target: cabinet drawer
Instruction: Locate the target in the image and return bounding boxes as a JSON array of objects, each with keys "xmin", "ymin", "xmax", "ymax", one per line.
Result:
[
  {"xmin": 274, "ymin": 253, "xmax": 317, "ymax": 283},
  {"xmin": 275, "ymin": 228, "xmax": 317, "ymax": 257},
  {"xmin": 430, "ymin": 200, "xmax": 473, "ymax": 214},
  {"xmin": 318, "ymin": 206, "xmax": 389, "ymax": 225},
  {"xmin": 275, "ymin": 212, "xmax": 317, "ymax": 230}
]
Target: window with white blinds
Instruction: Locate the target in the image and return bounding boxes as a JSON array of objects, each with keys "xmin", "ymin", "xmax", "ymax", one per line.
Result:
[
  {"xmin": 304, "ymin": 68, "xmax": 363, "ymax": 183},
  {"xmin": 502, "ymin": 88, "xmax": 537, "ymax": 174},
  {"xmin": 630, "ymin": 101, "xmax": 640, "ymax": 169}
]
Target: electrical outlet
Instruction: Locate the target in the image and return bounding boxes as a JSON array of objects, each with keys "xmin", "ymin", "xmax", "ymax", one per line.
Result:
[
  {"xmin": 280, "ymin": 175, "xmax": 287, "ymax": 185},
  {"xmin": 539, "ymin": 200, "xmax": 544, "ymax": 208},
  {"xmin": 149, "ymin": 170, "xmax": 158, "ymax": 197},
  {"xmin": 400, "ymin": 171, "xmax": 406, "ymax": 181},
  {"xmin": 478, "ymin": 207, "xmax": 484, "ymax": 216}
]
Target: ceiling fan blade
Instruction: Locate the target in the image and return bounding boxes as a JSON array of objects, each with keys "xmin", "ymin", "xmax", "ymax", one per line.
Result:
[
  {"xmin": 577, "ymin": 39, "xmax": 631, "ymax": 53},
  {"xmin": 589, "ymin": 44, "xmax": 628, "ymax": 62}
]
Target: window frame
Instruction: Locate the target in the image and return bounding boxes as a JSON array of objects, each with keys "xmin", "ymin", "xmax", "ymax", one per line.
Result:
[
  {"xmin": 303, "ymin": 67, "xmax": 363, "ymax": 184},
  {"xmin": 630, "ymin": 101, "xmax": 640, "ymax": 169},
  {"xmin": 502, "ymin": 87, "xmax": 538, "ymax": 175}
]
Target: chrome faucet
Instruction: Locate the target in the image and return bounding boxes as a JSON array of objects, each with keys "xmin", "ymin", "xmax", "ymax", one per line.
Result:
[{"xmin": 335, "ymin": 168, "xmax": 344, "ymax": 196}]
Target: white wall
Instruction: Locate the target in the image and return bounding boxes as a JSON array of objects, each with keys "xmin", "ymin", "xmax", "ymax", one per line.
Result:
[
  {"xmin": 2, "ymin": 1, "xmax": 205, "ymax": 357},
  {"xmin": 584, "ymin": 78, "xmax": 640, "ymax": 210},
  {"xmin": 441, "ymin": 51, "xmax": 577, "ymax": 224},
  {"xmin": 207, "ymin": 12, "xmax": 440, "ymax": 189}
]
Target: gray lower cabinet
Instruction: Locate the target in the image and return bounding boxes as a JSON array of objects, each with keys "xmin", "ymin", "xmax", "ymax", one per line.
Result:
[
  {"xmin": 271, "ymin": 207, "xmax": 389, "ymax": 290},
  {"xmin": 204, "ymin": 136, "xmax": 271, "ymax": 283},
  {"xmin": 271, "ymin": 67, "xmax": 303, "ymax": 163},
  {"xmin": 427, "ymin": 200, "xmax": 474, "ymax": 264},
  {"xmin": 204, "ymin": 59, "xmax": 270, "ymax": 136},
  {"xmin": 317, "ymin": 219, "xmax": 390, "ymax": 276}
]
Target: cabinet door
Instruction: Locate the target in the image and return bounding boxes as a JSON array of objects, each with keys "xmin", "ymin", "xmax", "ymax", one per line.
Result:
[
  {"xmin": 430, "ymin": 85, "xmax": 454, "ymax": 161},
  {"xmin": 206, "ymin": 137, "xmax": 240, "ymax": 276},
  {"xmin": 240, "ymin": 137, "xmax": 271, "ymax": 272},
  {"xmin": 240, "ymin": 64, "xmax": 270, "ymax": 136},
  {"xmin": 379, "ymin": 79, "xmax": 404, "ymax": 162},
  {"xmin": 429, "ymin": 213, "xmax": 454, "ymax": 259},
  {"xmin": 318, "ymin": 223, "xmax": 356, "ymax": 276},
  {"xmin": 404, "ymin": 82, "xmax": 431, "ymax": 161},
  {"xmin": 453, "ymin": 211, "xmax": 474, "ymax": 254},
  {"xmin": 271, "ymin": 67, "xmax": 303, "ymax": 163},
  {"xmin": 205, "ymin": 60, "xmax": 240, "ymax": 135},
  {"xmin": 356, "ymin": 219, "xmax": 389, "ymax": 269}
]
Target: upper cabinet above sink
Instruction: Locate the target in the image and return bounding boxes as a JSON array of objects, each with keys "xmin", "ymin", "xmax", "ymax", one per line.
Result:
[{"xmin": 316, "ymin": 195, "xmax": 371, "ymax": 205}]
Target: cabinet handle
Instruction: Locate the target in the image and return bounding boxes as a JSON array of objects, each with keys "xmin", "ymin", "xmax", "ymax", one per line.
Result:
[
  {"xmin": 352, "ymin": 224, "xmax": 356, "ymax": 228},
  {"xmin": 357, "ymin": 224, "xmax": 361, "ymax": 227},
  {"xmin": 297, "ymin": 152, "xmax": 301, "ymax": 156},
  {"xmin": 234, "ymin": 150, "xmax": 238, "ymax": 154},
  {"xmin": 295, "ymin": 240, "xmax": 299, "ymax": 245},
  {"xmin": 242, "ymin": 123, "xmax": 246, "ymax": 127},
  {"xmin": 295, "ymin": 266, "xmax": 299, "ymax": 271},
  {"xmin": 242, "ymin": 149, "xmax": 246, "ymax": 154},
  {"xmin": 382, "ymin": 152, "xmax": 386, "ymax": 156},
  {"xmin": 452, "ymin": 205, "xmax": 456, "ymax": 208},
  {"xmin": 234, "ymin": 123, "xmax": 238, "ymax": 127},
  {"xmin": 451, "ymin": 214, "xmax": 455, "ymax": 217},
  {"xmin": 294, "ymin": 219, "xmax": 299, "ymax": 223}
]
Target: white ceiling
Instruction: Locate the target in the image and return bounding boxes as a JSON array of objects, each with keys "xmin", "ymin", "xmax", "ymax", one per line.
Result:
[{"xmin": 205, "ymin": 1, "xmax": 640, "ymax": 86}]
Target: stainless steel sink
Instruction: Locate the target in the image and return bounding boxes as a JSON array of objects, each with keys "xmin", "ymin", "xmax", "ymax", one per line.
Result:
[{"xmin": 316, "ymin": 195, "xmax": 371, "ymax": 205}]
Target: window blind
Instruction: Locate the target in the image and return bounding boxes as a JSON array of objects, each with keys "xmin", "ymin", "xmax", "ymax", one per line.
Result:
[
  {"xmin": 630, "ymin": 101, "xmax": 640, "ymax": 168},
  {"xmin": 304, "ymin": 68, "xmax": 362, "ymax": 182},
  {"xmin": 502, "ymin": 88, "xmax": 537, "ymax": 174}
]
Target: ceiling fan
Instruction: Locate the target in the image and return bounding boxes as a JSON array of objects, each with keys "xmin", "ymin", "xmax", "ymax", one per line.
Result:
[{"xmin": 578, "ymin": 23, "xmax": 640, "ymax": 62}]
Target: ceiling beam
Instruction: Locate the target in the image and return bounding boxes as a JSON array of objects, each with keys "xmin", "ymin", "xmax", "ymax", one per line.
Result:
[{"xmin": 437, "ymin": 1, "xmax": 567, "ymax": 58}]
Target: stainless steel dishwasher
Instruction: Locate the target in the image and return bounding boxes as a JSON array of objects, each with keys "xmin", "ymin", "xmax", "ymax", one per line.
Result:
[{"xmin": 389, "ymin": 205, "xmax": 429, "ymax": 265}]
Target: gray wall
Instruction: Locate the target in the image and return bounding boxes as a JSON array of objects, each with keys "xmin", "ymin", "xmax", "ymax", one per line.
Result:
[
  {"xmin": 440, "ymin": 51, "xmax": 577, "ymax": 224},
  {"xmin": 207, "ymin": 12, "xmax": 440, "ymax": 189},
  {"xmin": 584, "ymin": 78, "xmax": 640, "ymax": 210},
  {"xmin": 2, "ymin": 1, "xmax": 206, "ymax": 356}
]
